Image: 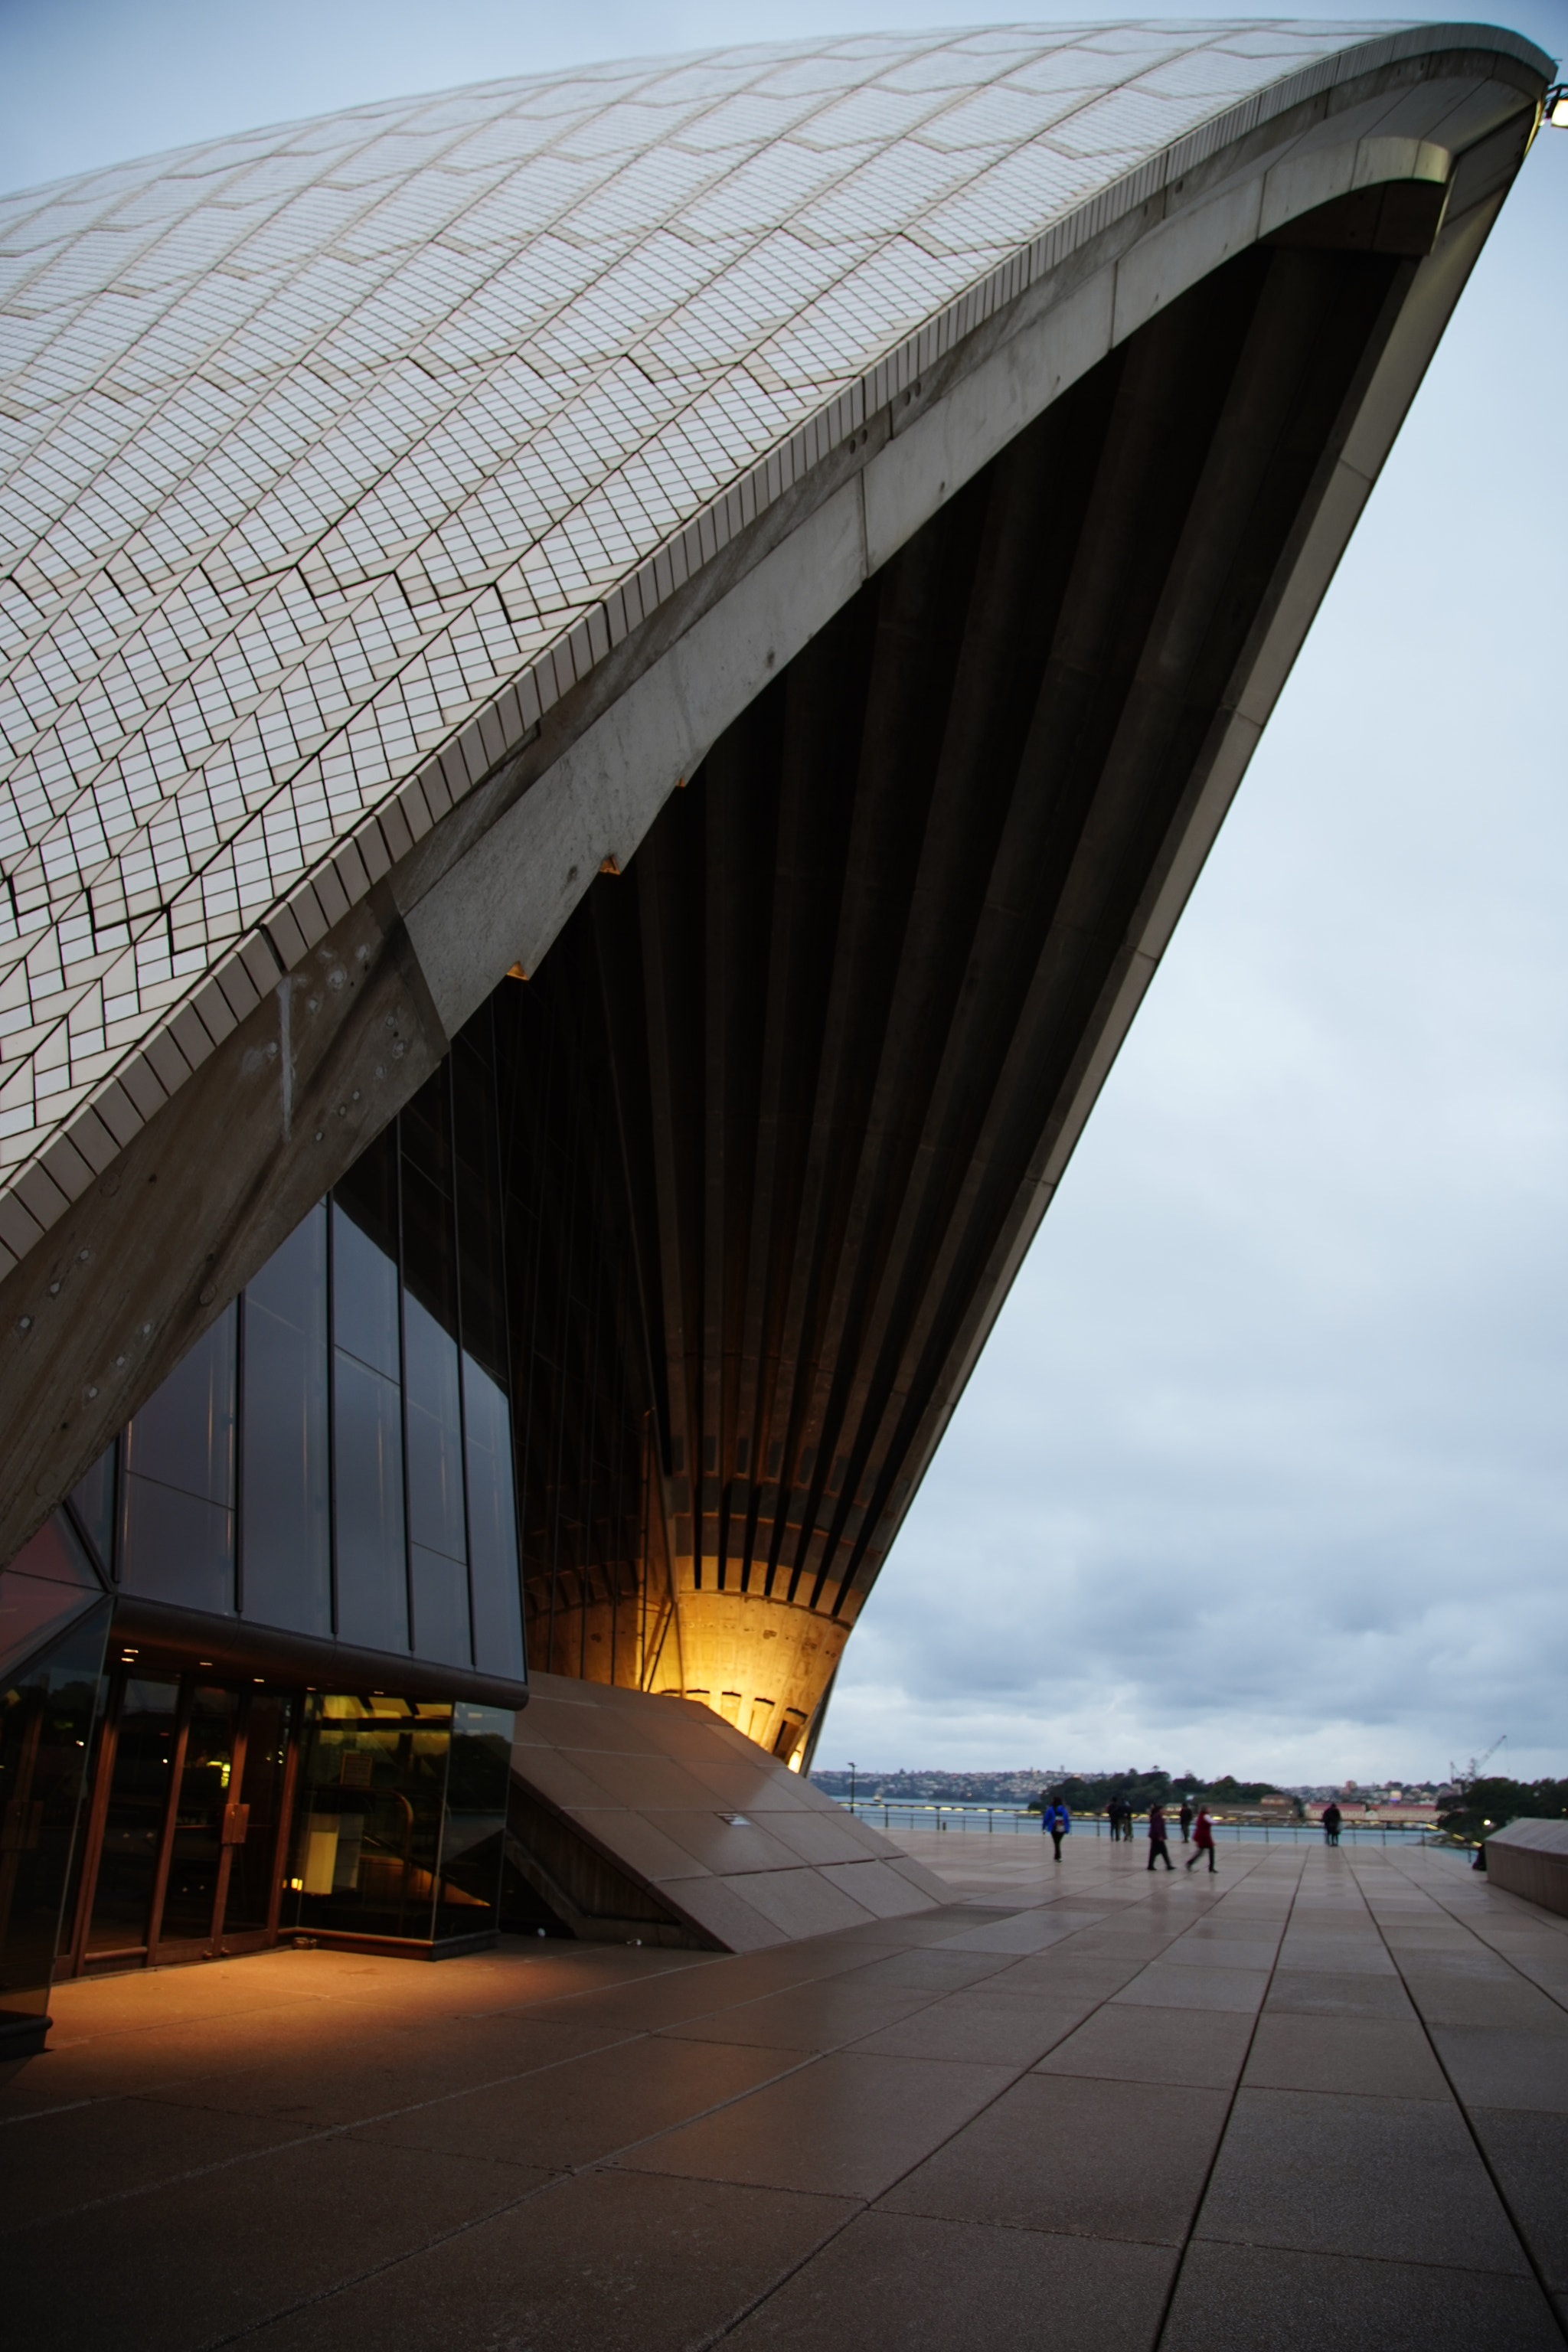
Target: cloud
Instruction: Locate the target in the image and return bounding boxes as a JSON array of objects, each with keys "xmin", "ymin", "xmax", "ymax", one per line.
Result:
[{"xmin": 823, "ymin": 139, "xmax": 1568, "ymax": 1782}]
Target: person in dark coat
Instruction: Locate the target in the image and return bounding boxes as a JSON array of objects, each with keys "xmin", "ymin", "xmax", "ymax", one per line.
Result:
[
  {"xmin": 1178, "ymin": 1798, "xmax": 1194, "ymax": 1844},
  {"xmin": 1322, "ymin": 1802, "xmax": 1343, "ymax": 1847},
  {"xmin": 1147, "ymin": 1802, "xmax": 1174, "ymax": 1869},
  {"xmin": 1185, "ymin": 1805, "xmax": 1216, "ymax": 1873}
]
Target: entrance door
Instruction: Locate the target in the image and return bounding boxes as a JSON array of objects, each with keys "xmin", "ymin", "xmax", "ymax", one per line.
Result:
[{"xmin": 66, "ymin": 1671, "xmax": 299, "ymax": 1975}]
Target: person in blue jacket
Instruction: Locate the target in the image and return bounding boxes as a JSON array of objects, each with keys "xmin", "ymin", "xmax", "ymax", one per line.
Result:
[{"xmin": 1048, "ymin": 1798, "xmax": 1071, "ymax": 1860}]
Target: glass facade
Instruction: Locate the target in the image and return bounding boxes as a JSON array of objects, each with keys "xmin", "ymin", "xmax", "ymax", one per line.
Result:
[
  {"xmin": 81, "ymin": 1005, "xmax": 528, "ymax": 1685},
  {"xmin": 284, "ymin": 1695, "xmax": 510, "ymax": 1946},
  {"xmin": 0, "ymin": 1606, "xmax": 109, "ymax": 2040},
  {"xmin": 80, "ymin": 972, "xmax": 670, "ymax": 1699}
]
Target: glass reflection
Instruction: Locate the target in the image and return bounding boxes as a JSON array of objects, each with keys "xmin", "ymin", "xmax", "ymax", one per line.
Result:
[
  {"xmin": 223, "ymin": 1693, "xmax": 292, "ymax": 1935},
  {"xmin": 120, "ymin": 1305, "xmax": 237, "ymax": 1614},
  {"xmin": 436, "ymin": 1701, "xmax": 510, "ymax": 1938},
  {"xmin": 86, "ymin": 1677, "xmax": 178, "ymax": 1955},
  {"xmin": 69, "ymin": 1444, "xmax": 117, "ymax": 1578},
  {"xmin": 157, "ymin": 1686, "xmax": 238, "ymax": 1946},
  {"xmin": 80, "ymin": 1002, "xmax": 535, "ymax": 1688},
  {"xmin": 0, "ymin": 1514, "xmax": 103, "ymax": 1684},
  {"xmin": 0, "ymin": 1606, "xmax": 109, "ymax": 2035},
  {"xmin": 241, "ymin": 1205, "xmax": 330, "ymax": 1635},
  {"xmin": 464, "ymin": 1355, "xmax": 523, "ymax": 1677},
  {"xmin": 287, "ymin": 1697, "xmax": 452, "ymax": 1942}
]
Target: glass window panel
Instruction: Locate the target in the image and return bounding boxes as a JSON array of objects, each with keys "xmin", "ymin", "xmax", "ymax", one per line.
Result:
[
  {"xmin": 453, "ymin": 1015, "xmax": 508, "ymax": 1383},
  {"xmin": 69, "ymin": 1442, "xmax": 117, "ymax": 1577},
  {"xmin": 404, "ymin": 1293, "xmax": 466, "ymax": 1568},
  {"xmin": 434, "ymin": 1700, "xmax": 511, "ymax": 1939},
  {"xmin": 331, "ymin": 1202, "xmax": 400, "ymax": 1380},
  {"xmin": 0, "ymin": 1513, "xmax": 105, "ymax": 1683},
  {"xmin": 332, "ymin": 1118, "xmax": 400, "ymax": 1377},
  {"xmin": 87, "ymin": 1677, "xmax": 179, "ymax": 1955},
  {"xmin": 409, "ymin": 1543, "xmax": 471, "ymax": 1669},
  {"xmin": 122, "ymin": 1302, "xmax": 237, "ymax": 1508},
  {"xmin": 400, "ymin": 1070, "xmax": 459, "ymax": 1342},
  {"xmin": 0, "ymin": 1561, "xmax": 99, "ymax": 1687},
  {"xmin": 119, "ymin": 1477, "xmax": 236, "ymax": 1615},
  {"xmin": 221, "ymin": 1692, "xmax": 292, "ymax": 1935},
  {"xmin": 332, "ymin": 1352, "xmax": 408, "ymax": 1654},
  {"xmin": 157, "ymin": 1686, "xmax": 238, "ymax": 1945},
  {"xmin": 463, "ymin": 1355, "xmax": 523, "ymax": 1680},
  {"xmin": 241, "ymin": 1205, "xmax": 330, "ymax": 1636},
  {"xmin": 0, "ymin": 1604, "xmax": 109, "ymax": 2029},
  {"xmin": 285, "ymin": 1697, "xmax": 449, "ymax": 1942}
]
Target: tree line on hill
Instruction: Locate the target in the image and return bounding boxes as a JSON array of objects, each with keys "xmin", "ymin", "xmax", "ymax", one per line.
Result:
[
  {"xmin": 1439, "ymin": 1777, "xmax": 1568, "ymax": 1844},
  {"xmin": 1025, "ymin": 1769, "xmax": 1292, "ymax": 1815}
]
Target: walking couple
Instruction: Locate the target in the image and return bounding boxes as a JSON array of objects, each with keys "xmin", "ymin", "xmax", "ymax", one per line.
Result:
[{"xmin": 1147, "ymin": 1801, "xmax": 1215, "ymax": 1872}]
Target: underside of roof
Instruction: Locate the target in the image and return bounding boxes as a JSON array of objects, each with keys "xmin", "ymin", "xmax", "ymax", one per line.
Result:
[{"xmin": 0, "ymin": 21, "xmax": 1551, "ymax": 1569}]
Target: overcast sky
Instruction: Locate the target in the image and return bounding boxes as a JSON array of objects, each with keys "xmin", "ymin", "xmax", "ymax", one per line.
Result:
[{"xmin": 3, "ymin": 2, "xmax": 1566, "ymax": 1785}]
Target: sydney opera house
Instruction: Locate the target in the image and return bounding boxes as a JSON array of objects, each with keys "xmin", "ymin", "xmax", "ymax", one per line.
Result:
[{"xmin": 0, "ymin": 19, "xmax": 1553, "ymax": 2044}]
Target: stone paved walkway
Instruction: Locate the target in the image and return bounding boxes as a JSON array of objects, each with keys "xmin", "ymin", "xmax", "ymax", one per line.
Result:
[{"xmin": 3, "ymin": 1838, "xmax": 1566, "ymax": 2349}]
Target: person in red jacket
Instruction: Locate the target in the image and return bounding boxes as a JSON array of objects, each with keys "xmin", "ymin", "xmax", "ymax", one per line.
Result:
[{"xmin": 1185, "ymin": 1805, "xmax": 1216, "ymax": 1873}]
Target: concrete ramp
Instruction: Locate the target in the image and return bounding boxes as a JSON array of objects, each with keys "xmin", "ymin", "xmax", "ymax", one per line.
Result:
[{"xmin": 507, "ymin": 1672, "xmax": 948, "ymax": 1951}]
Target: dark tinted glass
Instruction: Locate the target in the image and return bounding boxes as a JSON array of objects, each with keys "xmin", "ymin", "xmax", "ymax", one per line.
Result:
[
  {"xmin": 464, "ymin": 1356, "xmax": 523, "ymax": 1678},
  {"xmin": 120, "ymin": 1304, "xmax": 237, "ymax": 1613},
  {"xmin": 123, "ymin": 1303, "xmax": 237, "ymax": 1507},
  {"xmin": 242, "ymin": 1205, "xmax": 330, "ymax": 1635},
  {"xmin": 332, "ymin": 1205, "xmax": 400, "ymax": 1381},
  {"xmin": 401, "ymin": 1072, "xmax": 469, "ymax": 1665},
  {"xmin": 332, "ymin": 1351, "xmax": 408, "ymax": 1654},
  {"xmin": 119, "ymin": 1478, "xmax": 236, "ymax": 1615},
  {"xmin": 87, "ymin": 1677, "xmax": 178, "ymax": 1954},
  {"xmin": 332, "ymin": 1119, "xmax": 400, "ymax": 1377},
  {"xmin": 434, "ymin": 1700, "xmax": 511, "ymax": 1938},
  {"xmin": 286, "ymin": 1697, "xmax": 449, "ymax": 1942},
  {"xmin": 0, "ymin": 1605, "xmax": 109, "ymax": 2026},
  {"xmin": 157, "ymin": 1685, "xmax": 238, "ymax": 1946},
  {"xmin": 221, "ymin": 1692, "xmax": 292, "ymax": 1934},
  {"xmin": 404, "ymin": 1295, "xmax": 466, "ymax": 1570},
  {"xmin": 0, "ymin": 1514, "xmax": 103, "ymax": 1683},
  {"xmin": 400, "ymin": 1070, "xmax": 459, "ymax": 1341},
  {"xmin": 409, "ymin": 1543, "xmax": 470, "ymax": 1669},
  {"xmin": 69, "ymin": 1443, "xmax": 116, "ymax": 1577},
  {"xmin": 453, "ymin": 1017, "xmax": 507, "ymax": 1383}
]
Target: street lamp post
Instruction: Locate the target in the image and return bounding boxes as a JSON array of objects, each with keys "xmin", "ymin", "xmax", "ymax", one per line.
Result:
[{"xmin": 848, "ymin": 1761, "xmax": 857, "ymax": 1811}]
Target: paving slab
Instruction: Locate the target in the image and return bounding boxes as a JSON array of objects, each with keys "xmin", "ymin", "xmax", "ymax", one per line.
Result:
[
  {"xmin": 1164, "ymin": 2240, "xmax": 1562, "ymax": 2350},
  {"xmin": 5, "ymin": 1835, "xmax": 1564, "ymax": 2351},
  {"xmin": 723, "ymin": 2208, "xmax": 1174, "ymax": 2352}
]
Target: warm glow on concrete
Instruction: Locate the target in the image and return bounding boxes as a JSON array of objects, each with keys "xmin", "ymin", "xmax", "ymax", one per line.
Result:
[{"xmin": 650, "ymin": 1588, "xmax": 852, "ymax": 1766}]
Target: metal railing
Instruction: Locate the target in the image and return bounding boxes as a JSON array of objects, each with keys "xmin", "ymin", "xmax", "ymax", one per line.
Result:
[{"xmin": 831, "ymin": 1800, "xmax": 1446, "ymax": 1847}]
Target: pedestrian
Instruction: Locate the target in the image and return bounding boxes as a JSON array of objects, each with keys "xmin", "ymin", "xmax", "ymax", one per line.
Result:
[
  {"xmin": 1113, "ymin": 1795, "xmax": 1129, "ymax": 1843},
  {"xmin": 1322, "ymin": 1802, "xmax": 1342, "ymax": 1848},
  {"xmin": 1178, "ymin": 1798, "xmax": 1193, "ymax": 1844},
  {"xmin": 1050, "ymin": 1798, "xmax": 1071, "ymax": 1861},
  {"xmin": 1147, "ymin": 1802, "xmax": 1174, "ymax": 1870},
  {"xmin": 1185, "ymin": 1805, "xmax": 1216, "ymax": 1873}
]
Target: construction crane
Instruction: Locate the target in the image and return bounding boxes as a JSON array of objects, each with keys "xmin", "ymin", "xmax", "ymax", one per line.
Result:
[{"xmin": 1449, "ymin": 1736, "xmax": 1507, "ymax": 1790}]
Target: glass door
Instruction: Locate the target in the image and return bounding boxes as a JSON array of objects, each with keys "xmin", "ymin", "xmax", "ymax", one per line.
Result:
[
  {"xmin": 76, "ymin": 1676, "xmax": 180, "ymax": 1966},
  {"xmin": 214, "ymin": 1691, "xmax": 296, "ymax": 1952},
  {"xmin": 66, "ymin": 1671, "xmax": 299, "ymax": 1975},
  {"xmin": 152, "ymin": 1684, "xmax": 240, "ymax": 1959}
]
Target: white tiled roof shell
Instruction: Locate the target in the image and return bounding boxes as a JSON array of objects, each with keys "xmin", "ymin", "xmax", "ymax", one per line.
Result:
[{"xmin": 0, "ymin": 19, "xmax": 1541, "ymax": 1259}]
